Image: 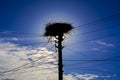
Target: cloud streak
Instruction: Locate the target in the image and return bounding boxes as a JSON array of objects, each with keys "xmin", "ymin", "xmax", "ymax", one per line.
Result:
[{"xmin": 96, "ymin": 40, "xmax": 114, "ymax": 47}]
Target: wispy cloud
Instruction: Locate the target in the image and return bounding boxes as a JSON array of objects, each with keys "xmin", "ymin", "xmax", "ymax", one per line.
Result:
[
  {"xmin": 95, "ymin": 40, "xmax": 114, "ymax": 47},
  {"xmin": 11, "ymin": 37, "xmax": 19, "ymax": 41},
  {"xmin": 0, "ymin": 31, "xmax": 12, "ymax": 34},
  {"xmin": 91, "ymin": 40, "xmax": 114, "ymax": 52},
  {"xmin": 92, "ymin": 48, "xmax": 100, "ymax": 51},
  {"xmin": 76, "ymin": 74, "xmax": 99, "ymax": 80}
]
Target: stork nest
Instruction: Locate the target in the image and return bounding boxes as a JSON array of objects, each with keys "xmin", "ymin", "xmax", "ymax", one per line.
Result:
[{"xmin": 44, "ymin": 22, "xmax": 73, "ymax": 36}]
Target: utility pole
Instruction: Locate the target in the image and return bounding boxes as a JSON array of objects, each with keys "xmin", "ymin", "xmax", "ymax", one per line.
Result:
[
  {"xmin": 58, "ymin": 33, "xmax": 63, "ymax": 80},
  {"xmin": 44, "ymin": 22, "xmax": 73, "ymax": 80}
]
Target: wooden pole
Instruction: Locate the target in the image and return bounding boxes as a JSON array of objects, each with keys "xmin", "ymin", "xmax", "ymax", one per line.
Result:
[{"xmin": 58, "ymin": 34, "xmax": 63, "ymax": 80}]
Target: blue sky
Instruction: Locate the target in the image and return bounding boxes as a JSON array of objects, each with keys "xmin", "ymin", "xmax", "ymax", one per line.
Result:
[{"xmin": 0, "ymin": 0, "xmax": 120, "ymax": 80}]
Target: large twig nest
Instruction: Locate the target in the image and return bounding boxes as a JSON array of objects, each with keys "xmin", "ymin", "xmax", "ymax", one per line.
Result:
[{"xmin": 44, "ymin": 22, "xmax": 73, "ymax": 37}]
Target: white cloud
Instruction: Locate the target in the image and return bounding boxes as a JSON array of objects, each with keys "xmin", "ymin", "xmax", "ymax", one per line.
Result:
[
  {"xmin": 92, "ymin": 48, "xmax": 100, "ymax": 51},
  {"xmin": 0, "ymin": 31, "xmax": 12, "ymax": 34},
  {"xmin": 91, "ymin": 40, "xmax": 114, "ymax": 52},
  {"xmin": 0, "ymin": 40, "xmax": 114, "ymax": 80},
  {"xmin": 76, "ymin": 74, "xmax": 99, "ymax": 80},
  {"xmin": 93, "ymin": 40, "xmax": 114, "ymax": 47},
  {"xmin": 0, "ymin": 37, "xmax": 19, "ymax": 42},
  {"xmin": 11, "ymin": 37, "xmax": 19, "ymax": 41}
]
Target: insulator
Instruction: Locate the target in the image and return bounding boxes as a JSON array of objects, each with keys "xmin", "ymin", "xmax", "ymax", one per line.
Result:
[
  {"xmin": 55, "ymin": 40, "xmax": 58, "ymax": 43},
  {"xmin": 62, "ymin": 46, "xmax": 64, "ymax": 49},
  {"xmin": 55, "ymin": 44, "xmax": 58, "ymax": 48}
]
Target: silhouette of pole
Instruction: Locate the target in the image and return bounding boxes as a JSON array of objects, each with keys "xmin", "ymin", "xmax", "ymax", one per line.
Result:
[
  {"xmin": 44, "ymin": 22, "xmax": 73, "ymax": 80},
  {"xmin": 58, "ymin": 33, "xmax": 63, "ymax": 80}
]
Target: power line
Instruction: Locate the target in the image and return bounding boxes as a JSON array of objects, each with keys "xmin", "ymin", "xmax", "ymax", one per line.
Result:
[
  {"xmin": 63, "ymin": 59, "xmax": 120, "ymax": 62},
  {"xmin": 0, "ymin": 35, "xmax": 43, "ymax": 38},
  {"xmin": 65, "ymin": 67, "xmax": 120, "ymax": 75},
  {"xmin": 63, "ymin": 56, "xmax": 120, "ymax": 62},
  {"xmin": 64, "ymin": 60, "xmax": 99, "ymax": 66},
  {"xmin": 0, "ymin": 57, "xmax": 57, "ymax": 74},
  {"xmin": 74, "ymin": 13, "xmax": 120, "ymax": 29},
  {"xmin": 65, "ymin": 47, "xmax": 97, "ymax": 60},
  {"xmin": 63, "ymin": 48, "xmax": 120, "ymax": 66},
  {"xmin": 63, "ymin": 56, "xmax": 118, "ymax": 66},
  {"xmin": 64, "ymin": 24, "xmax": 120, "ymax": 45},
  {"xmin": 73, "ymin": 24, "xmax": 120, "ymax": 37},
  {"xmin": 64, "ymin": 61, "xmax": 119, "ymax": 78},
  {"xmin": 0, "ymin": 31, "xmax": 45, "ymax": 38},
  {"xmin": 0, "ymin": 39, "xmax": 56, "ymax": 74},
  {"xmin": 17, "ymin": 42, "xmax": 48, "ymax": 46},
  {"xmin": 0, "ymin": 30, "xmax": 43, "ymax": 36},
  {"xmin": 67, "ymin": 31, "xmax": 120, "ymax": 47},
  {"xmin": 77, "ymin": 58, "xmax": 119, "ymax": 70},
  {"xmin": 4, "ymin": 65, "xmax": 58, "ymax": 76},
  {"xmin": 0, "ymin": 49, "xmax": 56, "ymax": 74}
]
